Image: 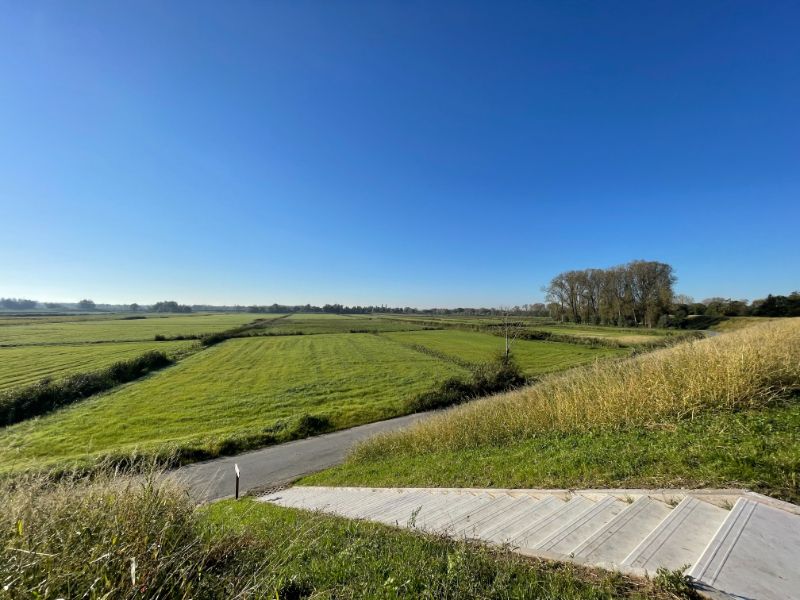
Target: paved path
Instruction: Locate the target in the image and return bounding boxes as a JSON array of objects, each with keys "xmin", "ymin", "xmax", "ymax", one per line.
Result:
[{"xmin": 172, "ymin": 412, "xmax": 431, "ymax": 502}]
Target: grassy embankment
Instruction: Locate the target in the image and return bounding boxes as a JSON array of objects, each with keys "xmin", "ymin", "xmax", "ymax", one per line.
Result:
[
  {"xmin": 306, "ymin": 319, "xmax": 800, "ymax": 502},
  {"xmin": 0, "ymin": 468, "xmax": 695, "ymax": 599}
]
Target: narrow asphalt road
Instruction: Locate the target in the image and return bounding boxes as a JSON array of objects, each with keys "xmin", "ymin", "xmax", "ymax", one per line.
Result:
[{"xmin": 172, "ymin": 412, "xmax": 431, "ymax": 502}]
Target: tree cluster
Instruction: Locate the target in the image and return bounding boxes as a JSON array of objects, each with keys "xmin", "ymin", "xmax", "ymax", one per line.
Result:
[
  {"xmin": 0, "ymin": 298, "xmax": 37, "ymax": 310},
  {"xmin": 673, "ymin": 292, "xmax": 800, "ymax": 320},
  {"xmin": 545, "ymin": 260, "xmax": 676, "ymax": 327},
  {"xmin": 152, "ymin": 301, "xmax": 192, "ymax": 313}
]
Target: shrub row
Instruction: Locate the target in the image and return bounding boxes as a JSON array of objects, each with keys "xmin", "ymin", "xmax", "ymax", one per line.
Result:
[
  {"xmin": 0, "ymin": 351, "xmax": 173, "ymax": 426},
  {"xmin": 406, "ymin": 357, "xmax": 527, "ymax": 413}
]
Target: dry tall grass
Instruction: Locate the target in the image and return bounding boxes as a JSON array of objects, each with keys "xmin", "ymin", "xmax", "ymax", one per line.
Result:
[
  {"xmin": 0, "ymin": 467, "xmax": 264, "ymax": 598},
  {"xmin": 354, "ymin": 319, "xmax": 800, "ymax": 459}
]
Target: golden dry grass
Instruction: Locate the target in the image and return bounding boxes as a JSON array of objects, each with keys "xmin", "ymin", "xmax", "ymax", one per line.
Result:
[{"xmin": 354, "ymin": 318, "xmax": 800, "ymax": 459}]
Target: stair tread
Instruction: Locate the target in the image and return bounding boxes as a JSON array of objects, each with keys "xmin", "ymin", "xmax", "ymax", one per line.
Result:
[
  {"xmin": 509, "ymin": 496, "xmax": 595, "ymax": 548},
  {"xmin": 689, "ymin": 498, "xmax": 800, "ymax": 600},
  {"xmin": 622, "ymin": 496, "xmax": 728, "ymax": 573},
  {"xmin": 572, "ymin": 496, "xmax": 673, "ymax": 566},
  {"xmin": 535, "ymin": 496, "xmax": 627, "ymax": 554}
]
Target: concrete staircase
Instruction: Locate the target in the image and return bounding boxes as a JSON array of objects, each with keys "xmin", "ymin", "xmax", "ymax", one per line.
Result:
[{"xmin": 259, "ymin": 486, "xmax": 800, "ymax": 600}]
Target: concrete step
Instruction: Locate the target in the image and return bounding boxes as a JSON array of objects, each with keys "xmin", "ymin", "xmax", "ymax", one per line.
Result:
[
  {"xmin": 333, "ymin": 491, "xmax": 412, "ymax": 518},
  {"xmin": 363, "ymin": 491, "xmax": 438, "ymax": 523},
  {"xmin": 449, "ymin": 495, "xmax": 519, "ymax": 538},
  {"xmin": 571, "ymin": 496, "xmax": 673, "ymax": 567},
  {"xmin": 622, "ymin": 496, "xmax": 728, "ymax": 573},
  {"xmin": 509, "ymin": 496, "xmax": 596, "ymax": 548},
  {"xmin": 425, "ymin": 495, "xmax": 499, "ymax": 533},
  {"xmin": 689, "ymin": 498, "xmax": 800, "ymax": 600},
  {"xmin": 307, "ymin": 489, "xmax": 388, "ymax": 514},
  {"xmin": 414, "ymin": 493, "xmax": 495, "ymax": 531},
  {"xmin": 373, "ymin": 492, "xmax": 464, "ymax": 526},
  {"xmin": 478, "ymin": 496, "xmax": 564, "ymax": 543},
  {"xmin": 535, "ymin": 495, "xmax": 627, "ymax": 555}
]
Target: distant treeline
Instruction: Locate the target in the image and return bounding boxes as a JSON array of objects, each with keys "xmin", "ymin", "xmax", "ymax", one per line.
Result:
[
  {"xmin": 4, "ymin": 287, "xmax": 798, "ymax": 321},
  {"xmin": 672, "ymin": 293, "xmax": 800, "ymax": 320}
]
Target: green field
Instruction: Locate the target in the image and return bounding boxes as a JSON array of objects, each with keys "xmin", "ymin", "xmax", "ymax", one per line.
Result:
[
  {"xmin": 0, "ymin": 340, "xmax": 195, "ymax": 392},
  {"xmin": 0, "ymin": 334, "xmax": 468, "ymax": 472},
  {"xmin": 0, "ymin": 313, "xmax": 258, "ymax": 346},
  {"xmin": 0, "ymin": 312, "xmax": 660, "ymax": 474},
  {"xmin": 263, "ymin": 313, "xmax": 430, "ymax": 334},
  {"xmin": 382, "ymin": 329, "xmax": 626, "ymax": 374}
]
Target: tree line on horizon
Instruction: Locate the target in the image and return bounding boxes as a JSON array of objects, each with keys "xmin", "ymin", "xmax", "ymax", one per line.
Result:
[{"xmin": 2, "ymin": 283, "xmax": 798, "ymax": 322}]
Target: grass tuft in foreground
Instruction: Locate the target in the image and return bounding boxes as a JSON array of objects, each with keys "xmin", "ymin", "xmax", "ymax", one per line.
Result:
[{"xmin": 0, "ymin": 467, "xmax": 693, "ymax": 599}]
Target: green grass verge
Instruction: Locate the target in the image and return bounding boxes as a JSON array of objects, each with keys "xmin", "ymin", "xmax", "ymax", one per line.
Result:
[
  {"xmin": 201, "ymin": 498, "xmax": 683, "ymax": 599},
  {"xmin": 0, "ymin": 340, "xmax": 195, "ymax": 392},
  {"xmin": 0, "ymin": 334, "xmax": 468, "ymax": 473},
  {"xmin": 382, "ymin": 329, "xmax": 626, "ymax": 375},
  {"xmin": 303, "ymin": 399, "xmax": 800, "ymax": 503}
]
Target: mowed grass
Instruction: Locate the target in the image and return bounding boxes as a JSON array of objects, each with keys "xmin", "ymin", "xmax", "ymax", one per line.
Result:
[
  {"xmin": 0, "ymin": 334, "xmax": 467, "ymax": 473},
  {"xmin": 265, "ymin": 313, "xmax": 429, "ymax": 335},
  {"xmin": 0, "ymin": 341, "xmax": 195, "ymax": 392},
  {"xmin": 0, "ymin": 313, "xmax": 259, "ymax": 346},
  {"xmin": 382, "ymin": 329, "xmax": 626, "ymax": 375}
]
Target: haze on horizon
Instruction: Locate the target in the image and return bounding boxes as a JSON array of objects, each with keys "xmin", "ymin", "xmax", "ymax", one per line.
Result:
[{"xmin": 1, "ymin": 1, "xmax": 798, "ymax": 308}]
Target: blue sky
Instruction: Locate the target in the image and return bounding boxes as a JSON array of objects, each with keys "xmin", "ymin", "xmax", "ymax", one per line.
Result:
[{"xmin": 1, "ymin": 1, "xmax": 798, "ymax": 307}]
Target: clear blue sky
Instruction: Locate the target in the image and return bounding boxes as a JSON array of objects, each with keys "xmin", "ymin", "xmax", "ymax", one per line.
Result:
[{"xmin": 1, "ymin": 1, "xmax": 798, "ymax": 307}]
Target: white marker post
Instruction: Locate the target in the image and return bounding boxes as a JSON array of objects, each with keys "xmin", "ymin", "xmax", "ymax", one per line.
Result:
[{"xmin": 234, "ymin": 463, "xmax": 240, "ymax": 500}]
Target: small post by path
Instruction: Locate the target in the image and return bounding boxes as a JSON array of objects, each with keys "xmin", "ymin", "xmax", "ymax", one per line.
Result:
[{"xmin": 234, "ymin": 463, "xmax": 240, "ymax": 499}]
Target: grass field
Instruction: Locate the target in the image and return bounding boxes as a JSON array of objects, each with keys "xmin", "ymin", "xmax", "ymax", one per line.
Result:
[
  {"xmin": 0, "ymin": 340, "xmax": 195, "ymax": 392},
  {"xmin": 375, "ymin": 314, "xmax": 678, "ymax": 347},
  {"xmin": 264, "ymin": 313, "xmax": 429, "ymax": 335},
  {"xmin": 381, "ymin": 329, "xmax": 626, "ymax": 374},
  {"xmin": 0, "ymin": 313, "xmax": 259, "ymax": 346},
  {"xmin": 0, "ymin": 334, "xmax": 468, "ymax": 472},
  {"xmin": 307, "ymin": 319, "xmax": 800, "ymax": 502}
]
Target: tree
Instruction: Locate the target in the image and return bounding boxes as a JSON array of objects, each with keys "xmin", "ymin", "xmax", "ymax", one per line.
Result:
[
  {"xmin": 498, "ymin": 307, "xmax": 526, "ymax": 360},
  {"xmin": 129, "ymin": 303, "xmax": 140, "ymax": 312},
  {"xmin": 78, "ymin": 299, "xmax": 96, "ymax": 311}
]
